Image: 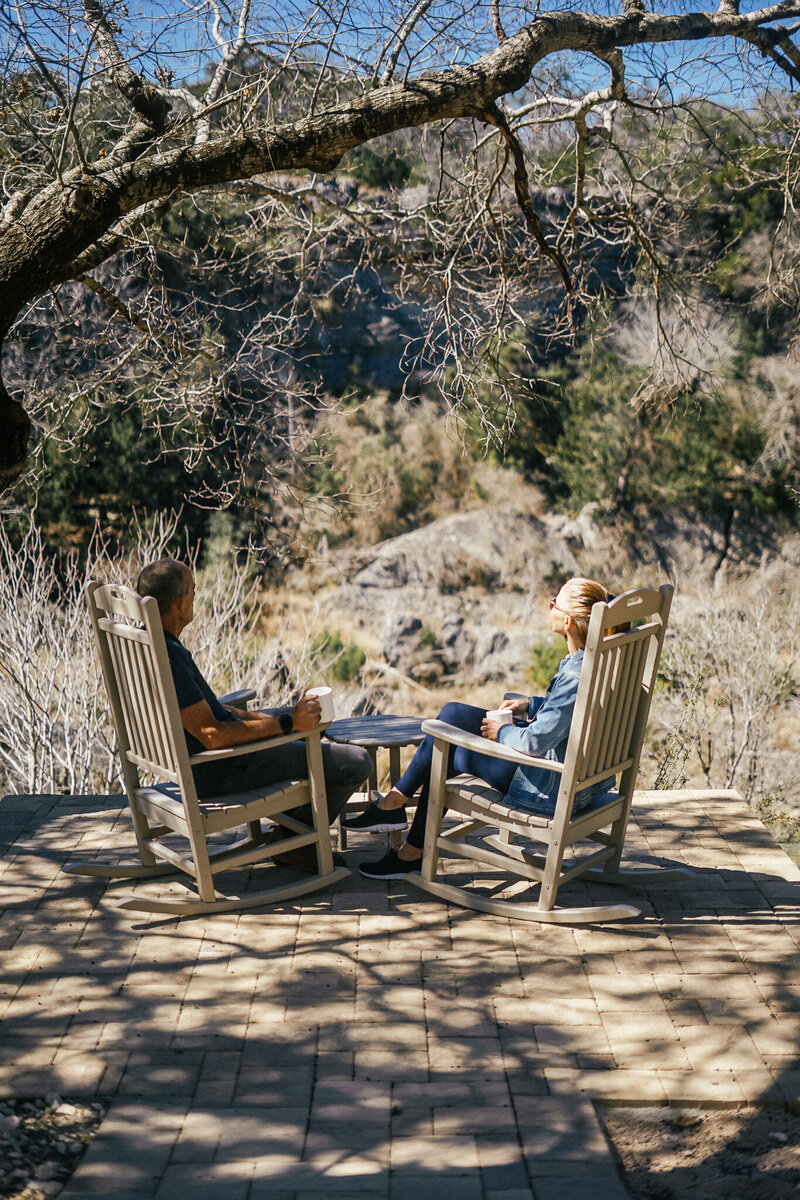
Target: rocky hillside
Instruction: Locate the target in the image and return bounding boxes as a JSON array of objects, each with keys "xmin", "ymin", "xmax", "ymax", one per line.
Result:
[{"xmin": 301, "ymin": 499, "xmax": 800, "ymax": 691}]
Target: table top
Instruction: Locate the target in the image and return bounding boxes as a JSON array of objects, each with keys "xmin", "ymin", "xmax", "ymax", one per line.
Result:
[{"xmin": 325, "ymin": 714, "xmax": 425, "ymax": 748}]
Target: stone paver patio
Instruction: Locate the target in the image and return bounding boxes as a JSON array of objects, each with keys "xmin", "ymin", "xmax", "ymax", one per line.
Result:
[{"xmin": 2, "ymin": 787, "xmax": 800, "ymax": 1199}]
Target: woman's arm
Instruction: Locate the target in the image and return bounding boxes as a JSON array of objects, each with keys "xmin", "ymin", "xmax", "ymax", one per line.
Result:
[{"xmin": 493, "ymin": 666, "xmax": 580, "ymax": 756}]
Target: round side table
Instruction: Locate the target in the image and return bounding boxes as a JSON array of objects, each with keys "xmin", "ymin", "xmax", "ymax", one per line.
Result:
[{"xmin": 325, "ymin": 715, "xmax": 425, "ymax": 849}]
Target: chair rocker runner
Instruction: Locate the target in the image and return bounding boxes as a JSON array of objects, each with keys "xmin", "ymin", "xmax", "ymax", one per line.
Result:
[
  {"xmin": 408, "ymin": 584, "xmax": 690, "ymax": 924},
  {"xmin": 63, "ymin": 582, "xmax": 348, "ymax": 915}
]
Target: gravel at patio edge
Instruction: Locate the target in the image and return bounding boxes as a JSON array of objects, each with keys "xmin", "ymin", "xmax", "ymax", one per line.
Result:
[{"xmin": 0, "ymin": 1097, "xmax": 108, "ymax": 1200}]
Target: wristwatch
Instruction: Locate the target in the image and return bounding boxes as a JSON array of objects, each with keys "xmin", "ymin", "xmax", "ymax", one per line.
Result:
[{"xmin": 278, "ymin": 713, "xmax": 294, "ymax": 736}]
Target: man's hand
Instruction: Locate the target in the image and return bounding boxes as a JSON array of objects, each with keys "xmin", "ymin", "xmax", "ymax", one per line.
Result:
[
  {"xmin": 481, "ymin": 716, "xmax": 503, "ymax": 742},
  {"xmin": 291, "ymin": 694, "xmax": 321, "ymax": 731},
  {"xmin": 499, "ymin": 696, "xmax": 528, "ymax": 716}
]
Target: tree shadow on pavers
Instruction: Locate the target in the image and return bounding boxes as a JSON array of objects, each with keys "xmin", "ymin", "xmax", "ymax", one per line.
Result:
[
  {"xmin": 4, "ymin": 915, "xmax": 800, "ymax": 1195},
  {"xmin": 389, "ymin": 848, "xmax": 800, "ymax": 932},
  {"xmin": 5, "ymin": 790, "xmax": 800, "ymax": 1108}
]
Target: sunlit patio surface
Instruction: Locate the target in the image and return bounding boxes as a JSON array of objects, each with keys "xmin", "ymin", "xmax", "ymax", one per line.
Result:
[{"xmin": 1, "ymin": 787, "xmax": 800, "ymax": 1200}]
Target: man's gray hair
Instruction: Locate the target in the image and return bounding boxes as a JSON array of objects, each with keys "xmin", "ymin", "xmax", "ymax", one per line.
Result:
[{"xmin": 136, "ymin": 559, "xmax": 191, "ymax": 616}]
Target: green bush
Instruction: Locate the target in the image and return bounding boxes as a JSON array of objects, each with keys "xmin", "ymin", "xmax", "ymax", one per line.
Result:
[
  {"xmin": 528, "ymin": 638, "xmax": 565, "ymax": 690},
  {"xmin": 420, "ymin": 624, "xmax": 437, "ymax": 650},
  {"xmin": 344, "ymin": 145, "xmax": 414, "ymax": 189},
  {"xmin": 310, "ymin": 627, "xmax": 367, "ymax": 682}
]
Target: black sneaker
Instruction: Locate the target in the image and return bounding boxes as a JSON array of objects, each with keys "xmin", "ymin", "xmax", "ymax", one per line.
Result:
[
  {"xmin": 359, "ymin": 850, "xmax": 420, "ymax": 880},
  {"xmin": 342, "ymin": 799, "xmax": 408, "ymax": 833}
]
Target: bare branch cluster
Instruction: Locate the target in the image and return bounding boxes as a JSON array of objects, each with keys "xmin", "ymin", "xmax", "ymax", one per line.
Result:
[{"xmin": 651, "ymin": 576, "xmax": 800, "ymax": 805}]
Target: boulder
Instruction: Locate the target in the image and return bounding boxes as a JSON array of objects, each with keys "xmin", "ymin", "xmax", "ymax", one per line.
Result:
[
  {"xmin": 379, "ymin": 614, "xmax": 424, "ymax": 666},
  {"xmin": 438, "ymin": 613, "xmax": 476, "ymax": 671},
  {"xmin": 352, "ymin": 508, "xmax": 577, "ymax": 595}
]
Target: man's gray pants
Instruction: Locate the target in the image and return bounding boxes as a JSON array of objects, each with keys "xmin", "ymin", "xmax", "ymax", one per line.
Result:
[{"xmin": 194, "ymin": 729, "xmax": 372, "ymax": 828}]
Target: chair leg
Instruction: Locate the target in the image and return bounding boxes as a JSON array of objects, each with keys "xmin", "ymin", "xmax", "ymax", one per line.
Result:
[
  {"xmin": 537, "ymin": 837, "xmax": 567, "ymax": 913},
  {"xmin": 127, "ymin": 793, "xmax": 159, "ymax": 868},
  {"xmin": 420, "ymin": 740, "xmax": 448, "ymax": 883},
  {"xmin": 187, "ymin": 836, "xmax": 218, "ymax": 903},
  {"xmin": 305, "ymin": 732, "xmax": 334, "ymax": 875}
]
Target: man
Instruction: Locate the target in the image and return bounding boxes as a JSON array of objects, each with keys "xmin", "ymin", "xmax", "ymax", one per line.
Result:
[{"xmin": 136, "ymin": 558, "xmax": 371, "ymax": 871}]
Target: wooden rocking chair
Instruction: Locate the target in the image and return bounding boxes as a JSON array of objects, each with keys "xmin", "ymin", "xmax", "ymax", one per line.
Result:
[
  {"xmin": 408, "ymin": 584, "xmax": 689, "ymax": 924},
  {"xmin": 63, "ymin": 582, "xmax": 348, "ymax": 915}
]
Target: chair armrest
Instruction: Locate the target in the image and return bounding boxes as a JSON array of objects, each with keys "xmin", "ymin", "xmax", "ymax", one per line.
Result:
[
  {"xmin": 188, "ymin": 722, "xmax": 332, "ymax": 764},
  {"xmin": 421, "ymin": 719, "xmax": 564, "ymax": 773},
  {"xmin": 218, "ymin": 688, "xmax": 257, "ymax": 710},
  {"xmin": 503, "ymin": 692, "xmax": 527, "ymax": 701}
]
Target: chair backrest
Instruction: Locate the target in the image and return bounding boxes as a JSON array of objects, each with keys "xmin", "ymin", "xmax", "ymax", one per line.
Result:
[
  {"xmin": 87, "ymin": 581, "xmax": 195, "ymax": 793},
  {"xmin": 561, "ymin": 584, "xmax": 673, "ymax": 809}
]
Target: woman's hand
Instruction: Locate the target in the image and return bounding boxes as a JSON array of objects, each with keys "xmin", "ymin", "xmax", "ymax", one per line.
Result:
[
  {"xmin": 481, "ymin": 716, "xmax": 503, "ymax": 742},
  {"xmin": 499, "ymin": 696, "xmax": 528, "ymax": 716}
]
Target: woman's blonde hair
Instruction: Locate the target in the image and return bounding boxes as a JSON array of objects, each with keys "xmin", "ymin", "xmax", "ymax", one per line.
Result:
[{"xmin": 560, "ymin": 576, "xmax": 628, "ymax": 646}]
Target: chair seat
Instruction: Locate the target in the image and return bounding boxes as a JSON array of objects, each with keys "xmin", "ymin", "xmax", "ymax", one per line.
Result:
[
  {"xmin": 138, "ymin": 779, "xmax": 309, "ymax": 834},
  {"xmin": 444, "ymin": 773, "xmax": 622, "ymax": 832}
]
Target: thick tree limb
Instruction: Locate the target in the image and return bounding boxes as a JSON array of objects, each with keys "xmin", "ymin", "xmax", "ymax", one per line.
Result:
[
  {"xmin": 741, "ymin": 24, "xmax": 800, "ymax": 83},
  {"xmin": 82, "ymin": 0, "xmax": 169, "ymax": 130}
]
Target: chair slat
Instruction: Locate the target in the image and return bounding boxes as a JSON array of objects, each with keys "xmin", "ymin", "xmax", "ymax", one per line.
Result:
[
  {"xmin": 609, "ymin": 634, "xmax": 649, "ymax": 768},
  {"xmin": 139, "ymin": 640, "xmax": 176, "ymax": 772},
  {"xmin": 590, "ymin": 640, "xmax": 632, "ymax": 777},
  {"xmin": 119, "ymin": 634, "xmax": 170, "ymax": 774},
  {"xmin": 106, "ymin": 635, "xmax": 150, "ymax": 764},
  {"xmin": 582, "ymin": 644, "xmax": 618, "ymax": 779},
  {"xmin": 115, "ymin": 635, "xmax": 154, "ymax": 765},
  {"xmin": 97, "ymin": 616, "xmax": 149, "ymax": 643}
]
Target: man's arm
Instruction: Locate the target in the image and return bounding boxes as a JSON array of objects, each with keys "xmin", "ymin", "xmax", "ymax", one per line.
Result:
[{"xmin": 181, "ymin": 695, "xmax": 321, "ymax": 751}]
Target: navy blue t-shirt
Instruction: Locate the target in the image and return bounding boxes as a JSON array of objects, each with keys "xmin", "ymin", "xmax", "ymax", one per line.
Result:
[{"xmin": 164, "ymin": 631, "xmax": 238, "ymax": 757}]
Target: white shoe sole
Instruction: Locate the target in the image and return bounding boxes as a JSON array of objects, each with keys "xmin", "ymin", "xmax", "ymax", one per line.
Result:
[
  {"xmin": 344, "ymin": 819, "xmax": 409, "ymax": 833},
  {"xmin": 358, "ymin": 866, "xmax": 418, "ymax": 880}
]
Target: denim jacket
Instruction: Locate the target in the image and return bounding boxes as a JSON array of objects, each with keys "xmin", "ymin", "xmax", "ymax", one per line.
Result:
[{"xmin": 496, "ymin": 650, "xmax": 612, "ymax": 818}]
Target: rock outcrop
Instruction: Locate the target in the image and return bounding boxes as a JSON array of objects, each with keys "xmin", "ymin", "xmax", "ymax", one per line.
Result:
[{"xmin": 319, "ymin": 501, "xmax": 799, "ymax": 688}]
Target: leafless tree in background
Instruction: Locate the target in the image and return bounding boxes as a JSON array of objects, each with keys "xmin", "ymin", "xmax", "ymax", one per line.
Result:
[
  {"xmin": 3, "ymin": 0, "xmax": 800, "ymax": 495},
  {"xmin": 651, "ymin": 575, "xmax": 800, "ymax": 815},
  {"xmin": 0, "ymin": 513, "xmax": 304, "ymax": 794}
]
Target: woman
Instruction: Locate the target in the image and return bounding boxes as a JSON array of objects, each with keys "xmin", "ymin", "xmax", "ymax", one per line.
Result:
[{"xmin": 345, "ymin": 576, "xmax": 623, "ymax": 879}]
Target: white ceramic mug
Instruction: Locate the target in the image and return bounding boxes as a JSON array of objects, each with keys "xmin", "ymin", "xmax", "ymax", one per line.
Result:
[
  {"xmin": 306, "ymin": 686, "xmax": 335, "ymax": 722},
  {"xmin": 485, "ymin": 708, "xmax": 513, "ymax": 726}
]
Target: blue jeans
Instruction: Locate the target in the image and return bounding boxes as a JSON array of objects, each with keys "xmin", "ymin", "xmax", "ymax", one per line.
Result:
[{"xmin": 397, "ymin": 702, "xmax": 518, "ymax": 849}]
